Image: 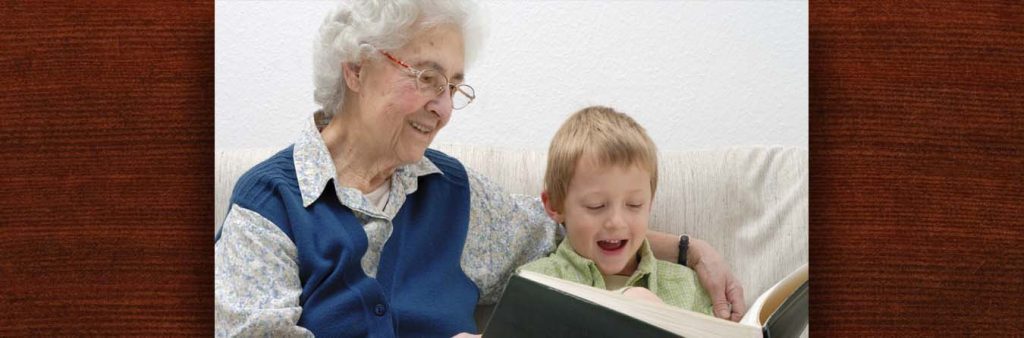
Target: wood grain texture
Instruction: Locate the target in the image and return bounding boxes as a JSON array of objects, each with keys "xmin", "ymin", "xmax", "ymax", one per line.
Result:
[
  {"xmin": 0, "ymin": 2, "xmax": 213, "ymax": 336},
  {"xmin": 1, "ymin": 1, "xmax": 1021, "ymax": 336},
  {"xmin": 810, "ymin": 1, "xmax": 1023, "ymax": 335}
]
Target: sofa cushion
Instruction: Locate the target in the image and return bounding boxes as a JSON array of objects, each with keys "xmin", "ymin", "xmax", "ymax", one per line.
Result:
[{"xmin": 215, "ymin": 144, "xmax": 808, "ymax": 308}]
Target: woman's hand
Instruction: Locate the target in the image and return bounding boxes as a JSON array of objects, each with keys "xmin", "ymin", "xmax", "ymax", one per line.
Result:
[
  {"xmin": 689, "ymin": 238, "xmax": 746, "ymax": 321},
  {"xmin": 452, "ymin": 333, "xmax": 481, "ymax": 338}
]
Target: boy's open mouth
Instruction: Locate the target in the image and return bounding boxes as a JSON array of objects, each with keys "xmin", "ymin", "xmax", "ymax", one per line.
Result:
[{"xmin": 597, "ymin": 239, "xmax": 627, "ymax": 251}]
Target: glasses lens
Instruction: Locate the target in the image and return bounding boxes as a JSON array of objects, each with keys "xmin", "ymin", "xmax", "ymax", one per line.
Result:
[
  {"xmin": 452, "ymin": 84, "xmax": 475, "ymax": 110},
  {"xmin": 416, "ymin": 69, "xmax": 446, "ymax": 95}
]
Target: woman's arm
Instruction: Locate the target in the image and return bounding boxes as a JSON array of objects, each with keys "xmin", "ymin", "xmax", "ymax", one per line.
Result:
[
  {"xmin": 215, "ymin": 205, "xmax": 313, "ymax": 337},
  {"xmin": 647, "ymin": 231, "xmax": 747, "ymax": 321},
  {"xmin": 462, "ymin": 168, "xmax": 562, "ymax": 305}
]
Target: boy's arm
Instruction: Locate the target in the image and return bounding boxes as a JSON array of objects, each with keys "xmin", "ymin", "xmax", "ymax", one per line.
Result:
[
  {"xmin": 647, "ymin": 231, "xmax": 746, "ymax": 322},
  {"xmin": 515, "ymin": 257, "xmax": 561, "ymax": 277}
]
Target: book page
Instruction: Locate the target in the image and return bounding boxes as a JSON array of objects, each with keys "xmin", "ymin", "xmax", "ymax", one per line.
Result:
[{"xmin": 740, "ymin": 263, "xmax": 809, "ymax": 326}]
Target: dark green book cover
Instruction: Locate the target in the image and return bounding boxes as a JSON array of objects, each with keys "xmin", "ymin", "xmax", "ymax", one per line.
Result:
[
  {"xmin": 762, "ymin": 281, "xmax": 808, "ymax": 338},
  {"xmin": 483, "ymin": 273, "xmax": 683, "ymax": 338}
]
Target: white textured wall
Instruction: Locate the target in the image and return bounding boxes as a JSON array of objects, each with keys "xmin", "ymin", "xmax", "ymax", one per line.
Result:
[{"xmin": 216, "ymin": 1, "xmax": 807, "ymax": 151}]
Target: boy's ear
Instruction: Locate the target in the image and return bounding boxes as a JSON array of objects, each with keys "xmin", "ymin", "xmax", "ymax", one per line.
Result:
[
  {"xmin": 341, "ymin": 61, "xmax": 363, "ymax": 92},
  {"xmin": 541, "ymin": 191, "xmax": 564, "ymax": 224}
]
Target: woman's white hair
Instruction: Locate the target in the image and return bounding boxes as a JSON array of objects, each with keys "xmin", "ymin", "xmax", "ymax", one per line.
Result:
[{"xmin": 313, "ymin": 0, "xmax": 485, "ymax": 116}]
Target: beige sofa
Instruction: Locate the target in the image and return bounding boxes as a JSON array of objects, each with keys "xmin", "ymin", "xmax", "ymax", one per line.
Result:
[{"xmin": 215, "ymin": 144, "xmax": 808, "ymax": 324}]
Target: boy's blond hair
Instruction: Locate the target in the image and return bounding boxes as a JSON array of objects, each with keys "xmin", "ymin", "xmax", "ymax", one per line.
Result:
[{"xmin": 544, "ymin": 106, "xmax": 658, "ymax": 212}]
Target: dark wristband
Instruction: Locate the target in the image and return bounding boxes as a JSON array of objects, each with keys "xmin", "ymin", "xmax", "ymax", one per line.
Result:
[{"xmin": 677, "ymin": 234, "xmax": 689, "ymax": 267}]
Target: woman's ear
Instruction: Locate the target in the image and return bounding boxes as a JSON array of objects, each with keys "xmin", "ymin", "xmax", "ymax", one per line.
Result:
[
  {"xmin": 541, "ymin": 191, "xmax": 564, "ymax": 224},
  {"xmin": 341, "ymin": 62, "xmax": 363, "ymax": 92}
]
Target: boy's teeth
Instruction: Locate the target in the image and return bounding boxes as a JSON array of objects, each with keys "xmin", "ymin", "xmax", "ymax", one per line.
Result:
[{"xmin": 597, "ymin": 239, "xmax": 626, "ymax": 250}]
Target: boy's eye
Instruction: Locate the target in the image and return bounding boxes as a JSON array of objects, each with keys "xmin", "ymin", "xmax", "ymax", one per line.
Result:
[
  {"xmin": 585, "ymin": 204, "xmax": 605, "ymax": 210},
  {"xmin": 627, "ymin": 203, "xmax": 644, "ymax": 208}
]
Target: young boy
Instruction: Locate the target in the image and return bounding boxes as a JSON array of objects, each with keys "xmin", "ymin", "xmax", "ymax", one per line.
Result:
[{"xmin": 518, "ymin": 106, "xmax": 713, "ymax": 314}]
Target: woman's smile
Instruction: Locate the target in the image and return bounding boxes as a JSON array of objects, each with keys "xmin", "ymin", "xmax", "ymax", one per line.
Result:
[{"xmin": 408, "ymin": 120, "xmax": 433, "ymax": 134}]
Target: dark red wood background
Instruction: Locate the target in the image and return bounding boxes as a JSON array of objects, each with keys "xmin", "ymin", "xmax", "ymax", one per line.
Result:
[
  {"xmin": 809, "ymin": 1, "xmax": 1022, "ymax": 335},
  {"xmin": 0, "ymin": 2, "xmax": 214, "ymax": 336},
  {"xmin": 1, "ymin": 1, "xmax": 1020, "ymax": 336}
]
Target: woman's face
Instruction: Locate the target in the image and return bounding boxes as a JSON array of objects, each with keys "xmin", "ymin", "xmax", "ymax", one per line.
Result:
[{"xmin": 355, "ymin": 24, "xmax": 465, "ymax": 165}]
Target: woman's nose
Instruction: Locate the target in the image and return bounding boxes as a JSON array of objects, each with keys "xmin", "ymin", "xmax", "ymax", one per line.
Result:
[{"xmin": 427, "ymin": 86, "xmax": 453, "ymax": 119}]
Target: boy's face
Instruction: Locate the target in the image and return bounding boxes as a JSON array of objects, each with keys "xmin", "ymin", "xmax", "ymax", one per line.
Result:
[{"xmin": 550, "ymin": 156, "xmax": 653, "ymax": 277}]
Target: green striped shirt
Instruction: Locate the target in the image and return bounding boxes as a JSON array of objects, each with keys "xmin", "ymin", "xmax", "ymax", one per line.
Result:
[{"xmin": 518, "ymin": 238, "xmax": 713, "ymax": 315}]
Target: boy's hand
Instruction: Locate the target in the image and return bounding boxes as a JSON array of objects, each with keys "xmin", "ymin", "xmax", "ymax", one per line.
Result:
[
  {"xmin": 452, "ymin": 333, "xmax": 481, "ymax": 338},
  {"xmin": 690, "ymin": 238, "xmax": 746, "ymax": 321},
  {"xmin": 620, "ymin": 286, "xmax": 665, "ymax": 304}
]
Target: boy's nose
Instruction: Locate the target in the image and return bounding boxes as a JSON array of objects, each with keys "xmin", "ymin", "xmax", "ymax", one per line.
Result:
[{"xmin": 603, "ymin": 207, "xmax": 628, "ymax": 230}]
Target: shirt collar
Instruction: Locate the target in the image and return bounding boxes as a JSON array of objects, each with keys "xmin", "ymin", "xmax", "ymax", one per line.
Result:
[
  {"xmin": 292, "ymin": 113, "xmax": 443, "ymax": 207},
  {"xmin": 555, "ymin": 237, "xmax": 659, "ymax": 289}
]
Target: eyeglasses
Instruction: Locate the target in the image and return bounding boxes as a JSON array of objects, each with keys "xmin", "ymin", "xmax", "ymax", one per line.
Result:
[{"xmin": 377, "ymin": 49, "xmax": 476, "ymax": 110}]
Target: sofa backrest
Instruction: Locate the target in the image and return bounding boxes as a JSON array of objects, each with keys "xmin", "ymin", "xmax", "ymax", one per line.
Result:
[{"xmin": 215, "ymin": 144, "xmax": 808, "ymax": 307}]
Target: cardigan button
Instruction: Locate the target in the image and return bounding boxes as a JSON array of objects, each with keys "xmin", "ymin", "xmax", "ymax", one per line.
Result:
[{"xmin": 373, "ymin": 303, "xmax": 388, "ymax": 316}]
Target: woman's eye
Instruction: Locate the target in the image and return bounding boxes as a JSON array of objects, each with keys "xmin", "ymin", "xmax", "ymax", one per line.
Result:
[
  {"xmin": 627, "ymin": 204, "xmax": 644, "ymax": 209},
  {"xmin": 585, "ymin": 204, "xmax": 605, "ymax": 210}
]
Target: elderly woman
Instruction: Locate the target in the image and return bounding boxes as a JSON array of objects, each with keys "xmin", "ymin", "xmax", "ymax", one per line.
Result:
[{"xmin": 215, "ymin": 1, "xmax": 744, "ymax": 337}]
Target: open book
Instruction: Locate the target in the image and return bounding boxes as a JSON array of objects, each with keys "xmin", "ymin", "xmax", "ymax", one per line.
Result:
[{"xmin": 483, "ymin": 264, "xmax": 808, "ymax": 338}]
